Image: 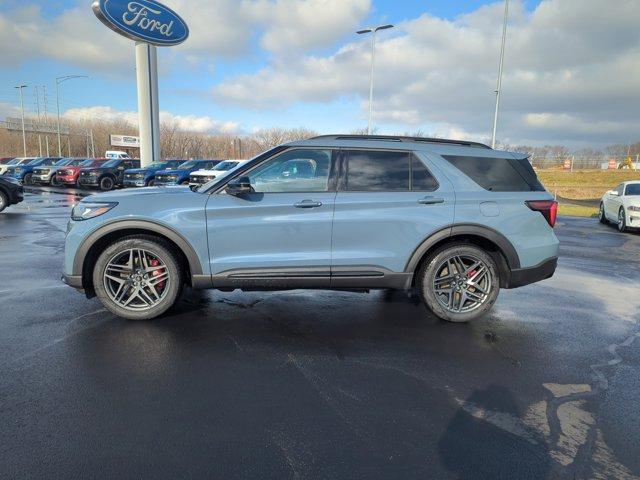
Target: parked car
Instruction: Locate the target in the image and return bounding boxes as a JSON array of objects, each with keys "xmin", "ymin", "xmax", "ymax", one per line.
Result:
[
  {"xmin": 32, "ymin": 158, "xmax": 87, "ymax": 185},
  {"xmin": 0, "ymin": 157, "xmax": 35, "ymax": 176},
  {"xmin": 189, "ymin": 160, "xmax": 249, "ymax": 188},
  {"xmin": 123, "ymin": 160, "xmax": 185, "ymax": 188},
  {"xmin": 5, "ymin": 157, "xmax": 61, "ymax": 184},
  {"xmin": 0, "ymin": 157, "xmax": 14, "ymax": 165},
  {"xmin": 105, "ymin": 151, "xmax": 131, "ymax": 159},
  {"xmin": 78, "ymin": 158, "xmax": 141, "ymax": 191},
  {"xmin": 599, "ymin": 181, "xmax": 640, "ymax": 232},
  {"xmin": 55, "ymin": 159, "xmax": 109, "ymax": 187},
  {"xmin": 154, "ymin": 160, "xmax": 221, "ymax": 186},
  {"xmin": 62, "ymin": 135, "xmax": 559, "ymax": 323},
  {"xmin": 0, "ymin": 176, "xmax": 24, "ymax": 213}
]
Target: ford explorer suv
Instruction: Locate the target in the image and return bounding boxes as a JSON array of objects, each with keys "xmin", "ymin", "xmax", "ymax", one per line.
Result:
[
  {"xmin": 123, "ymin": 160, "xmax": 185, "ymax": 188},
  {"xmin": 189, "ymin": 160, "xmax": 249, "ymax": 188},
  {"xmin": 154, "ymin": 160, "xmax": 221, "ymax": 186},
  {"xmin": 55, "ymin": 158, "xmax": 109, "ymax": 187},
  {"xmin": 78, "ymin": 158, "xmax": 141, "ymax": 191},
  {"xmin": 62, "ymin": 135, "xmax": 559, "ymax": 323}
]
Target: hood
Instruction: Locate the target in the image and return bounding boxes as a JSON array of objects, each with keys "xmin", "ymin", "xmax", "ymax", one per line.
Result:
[
  {"xmin": 124, "ymin": 168, "xmax": 152, "ymax": 174},
  {"xmin": 156, "ymin": 169, "xmax": 187, "ymax": 175},
  {"xmin": 83, "ymin": 185, "xmax": 194, "ymax": 203}
]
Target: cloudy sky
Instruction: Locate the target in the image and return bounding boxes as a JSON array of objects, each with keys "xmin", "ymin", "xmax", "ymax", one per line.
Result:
[{"xmin": 0, "ymin": 0, "xmax": 638, "ymax": 147}]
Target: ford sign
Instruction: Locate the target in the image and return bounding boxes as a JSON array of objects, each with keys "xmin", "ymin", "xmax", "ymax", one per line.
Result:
[{"xmin": 92, "ymin": 0, "xmax": 189, "ymax": 46}]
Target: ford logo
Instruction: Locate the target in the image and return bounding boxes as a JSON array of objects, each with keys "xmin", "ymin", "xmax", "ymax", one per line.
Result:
[{"xmin": 92, "ymin": 0, "xmax": 189, "ymax": 46}]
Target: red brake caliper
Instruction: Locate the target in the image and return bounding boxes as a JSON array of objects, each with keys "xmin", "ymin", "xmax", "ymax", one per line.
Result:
[{"xmin": 150, "ymin": 259, "xmax": 166, "ymax": 292}]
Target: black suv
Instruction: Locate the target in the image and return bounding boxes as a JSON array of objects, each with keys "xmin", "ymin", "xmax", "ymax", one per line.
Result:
[
  {"xmin": 0, "ymin": 176, "xmax": 24, "ymax": 213},
  {"xmin": 78, "ymin": 159, "xmax": 141, "ymax": 191}
]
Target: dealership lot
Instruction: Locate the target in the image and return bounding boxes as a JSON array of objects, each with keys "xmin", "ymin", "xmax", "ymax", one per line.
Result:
[{"xmin": 1, "ymin": 188, "xmax": 639, "ymax": 479}]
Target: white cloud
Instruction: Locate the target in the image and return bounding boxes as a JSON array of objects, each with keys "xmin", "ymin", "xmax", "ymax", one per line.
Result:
[
  {"xmin": 63, "ymin": 106, "xmax": 241, "ymax": 134},
  {"xmin": 212, "ymin": 0, "xmax": 640, "ymax": 145}
]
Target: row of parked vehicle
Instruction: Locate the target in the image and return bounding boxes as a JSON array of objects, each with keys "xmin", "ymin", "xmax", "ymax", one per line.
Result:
[{"xmin": 0, "ymin": 156, "xmax": 249, "ymax": 191}]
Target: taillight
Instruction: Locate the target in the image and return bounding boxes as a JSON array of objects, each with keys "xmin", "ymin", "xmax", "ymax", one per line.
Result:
[{"xmin": 526, "ymin": 200, "xmax": 558, "ymax": 228}]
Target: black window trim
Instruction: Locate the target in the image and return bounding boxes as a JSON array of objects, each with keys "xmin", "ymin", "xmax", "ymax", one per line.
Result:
[
  {"xmin": 210, "ymin": 146, "xmax": 340, "ymax": 195},
  {"xmin": 337, "ymin": 148, "xmax": 439, "ymax": 193}
]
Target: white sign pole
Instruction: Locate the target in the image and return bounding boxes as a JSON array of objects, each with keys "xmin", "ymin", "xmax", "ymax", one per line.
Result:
[{"xmin": 135, "ymin": 42, "xmax": 161, "ymax": 167}]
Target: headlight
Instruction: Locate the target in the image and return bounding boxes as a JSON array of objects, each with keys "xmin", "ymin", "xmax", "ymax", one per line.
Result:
[
  {"xmin": 71, "ymin": 202, "xmax": 118, "ymax": 221},
  {"xmin": 628, "ymin": 206, "xmax": 640, "ymax": 212}
]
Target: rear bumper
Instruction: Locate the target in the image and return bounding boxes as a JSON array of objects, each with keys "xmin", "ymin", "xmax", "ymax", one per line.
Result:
[{"xmin": 506, "ymin": 257, "xmax": 557, "ymax": 289}]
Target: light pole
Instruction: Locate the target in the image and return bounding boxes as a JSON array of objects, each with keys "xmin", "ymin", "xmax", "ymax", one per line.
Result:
[
  {"xmin": 357, "ymin": 24, "xmax": 394, "ymax": 135},
  {"xmin": 491, "ymin": 0, "xmax": 509, "ymax": 149},
  {"xmin": 15, "ymin": 85, "xmax": 28, "ymax": 157},
  {"xmin": 56, "ymin": 75, "xmax": 88, "ymax": 156}
]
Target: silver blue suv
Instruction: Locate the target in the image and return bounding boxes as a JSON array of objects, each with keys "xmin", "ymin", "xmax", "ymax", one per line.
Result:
[{"xmin": 62, "ymin": 136, "xmax": 559, "ymax": 323}]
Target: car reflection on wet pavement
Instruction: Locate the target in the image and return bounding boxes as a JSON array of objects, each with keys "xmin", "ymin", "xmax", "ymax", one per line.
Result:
[{"xmin": 0, "ymin": 187, "xmax": 639, "ymax": 479}]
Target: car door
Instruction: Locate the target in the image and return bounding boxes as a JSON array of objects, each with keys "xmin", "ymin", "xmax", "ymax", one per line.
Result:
[
  {"xmin": 331, "ymin": 149, "xmax": 455, "ymax": 279},
  {"xmin": 606, "ymin": 184, "xmax": 624, "ymax": 220},
  {"xmin": 205, "ymin": 148, "xmax": 337, "ymax": 286}
]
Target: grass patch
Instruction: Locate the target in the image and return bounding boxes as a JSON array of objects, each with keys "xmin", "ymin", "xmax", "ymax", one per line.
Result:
[
  {"xmin": 557, "ymin": 204, "xmax": 599, "ymax": 218},
  {"xmin": 538, "ymin": 170, "xmax": 640, "ymax": 200}
]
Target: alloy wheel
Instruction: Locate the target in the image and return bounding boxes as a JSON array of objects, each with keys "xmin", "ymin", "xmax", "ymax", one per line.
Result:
[
  {"xmin": 618, "ymin": 209, "xmax": 626, "ymax": 231},
  {"xmin": 103, "ymin": 248, "xmax": 171, "ymax": 311},
  {"xmin": 432, "ymin": 254, "xmax": 492, "ymax": 314}
]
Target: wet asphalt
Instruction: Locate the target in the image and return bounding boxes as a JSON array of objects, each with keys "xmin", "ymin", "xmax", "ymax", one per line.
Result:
[{"xmin": 0, "ymin": 187, "xmax": 639, "ymax": 480}]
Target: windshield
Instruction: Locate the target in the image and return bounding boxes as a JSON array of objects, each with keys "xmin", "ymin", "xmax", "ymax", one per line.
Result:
[
  {"xmin": 80, "ymin": 159, "xmax": 95, "ymax": 167},
  {"xmin": 55, "ymin": 158, "xmax": 73, "ymax": 166},
  {"xmin": 7, "ymin": 158, "xmax": 21, "ymax": 165},
  {"xmin": 27, "ymin": 158, "xmax": 43, "ymax": 166},
  {"xmin": 178, "ymin": 161, "xmax": 198, "ymax": 170},
  {"xmin": 102, "ymin": 159, "xmax": 121, "ymax": 168},
  {"xmin": 626, "ymin": 184, "xmax": 640, "ymax": 196},
  {"xmin": 147, "ymin": 162, "xmax": 167, "ymax": 169},
  {"xmin": 214, "ymin": 161, "xmax": 239, "ymax": 171}
]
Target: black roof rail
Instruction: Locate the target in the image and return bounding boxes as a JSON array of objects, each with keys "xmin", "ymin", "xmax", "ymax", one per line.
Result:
[{"xmin": 309, "ymin": 134, "xmax": 492, "ymax": 149}]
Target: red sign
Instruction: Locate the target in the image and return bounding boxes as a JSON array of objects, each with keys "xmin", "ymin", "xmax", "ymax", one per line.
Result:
[
  {"xmin": 563, "ymin": 159, "xmax": 572, "ymax": 171},
  {"xmin": 608, "ymin": 159, "xmax": 617, "ymax": 170}
]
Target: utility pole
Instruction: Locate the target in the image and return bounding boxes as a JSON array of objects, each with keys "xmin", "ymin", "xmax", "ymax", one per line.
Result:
[
  {"xmin": 90, "ymin": 130, "xmax": 95, "ymax": 158},
  {"xmin": 42, "ymin": 86, "xmax": 50, "ymax": 156},
  {"xmin": 56, "ymin": 75, "xmax": 88, "ymax": 157},
  {"xmin": 15, "ymin": 85, "xmax": 28, "ymax": 157},
  {"xmin": 357, "ymin": 24, "xmax": 394, "ymax": 135},
  {"xmin": 491, "ymin": 0, "xmax": 509, "ymax": 149},
  {"xmin": 35, "ymin": 86, "xmax": 43, "ymax": 156}
]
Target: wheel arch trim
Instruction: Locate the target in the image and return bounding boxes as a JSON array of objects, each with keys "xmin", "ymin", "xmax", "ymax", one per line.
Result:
[
  {"xmin": 73, "ymin": 219, "xmax": 204, "ymax": 278},
  {"xmin": 404, "ymin": 224, "xmax": 521, "ymax": 273}
]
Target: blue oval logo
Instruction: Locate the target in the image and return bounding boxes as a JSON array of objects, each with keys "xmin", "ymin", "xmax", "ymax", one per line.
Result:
[{"xmin": 92, "ymin": 0, "xmax": 189, "ymax": 46}]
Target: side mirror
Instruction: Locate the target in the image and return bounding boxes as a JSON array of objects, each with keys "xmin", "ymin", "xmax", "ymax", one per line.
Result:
[
  {"xmin": 226, "ymin": 176, "xmax": 253, "ymax": 196},
  {"xmin": 608, "ymin": 190, "xmax": 619, "ymax": 196}
]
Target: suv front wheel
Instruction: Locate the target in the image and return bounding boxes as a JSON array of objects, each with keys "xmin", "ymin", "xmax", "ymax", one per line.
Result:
[
  {"xmin": 93, "ymin": 235, "xmax": 183, "ymax": 320},
  {"xmin": 418, "ymin": 243, "xmax": 500, "ymax": 323}
]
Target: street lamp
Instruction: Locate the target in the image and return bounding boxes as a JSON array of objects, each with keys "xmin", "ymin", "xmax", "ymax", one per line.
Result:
[
  {"xmin": 56, "ymin": 75, "xmax": 88, "ymax": 156},
  {"xmin": 491, "ymin": 0, "xmax": 509, "ymax": 149},
  {"xmin": 357, "ymin": 24, "xmax": 394, "ymax": 135},
  {"xmin": 15, "ymin": 85, "xmax": 28, "ymax": 157}
]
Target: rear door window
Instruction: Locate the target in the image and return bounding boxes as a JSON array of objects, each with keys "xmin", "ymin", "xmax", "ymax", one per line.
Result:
[{"xmin": 442, "ymin": 155, "xmax": 545, "ymax": 192}]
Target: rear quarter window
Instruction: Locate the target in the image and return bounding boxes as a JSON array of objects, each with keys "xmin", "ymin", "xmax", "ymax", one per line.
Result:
[{"xmin": 442, "ymin": 155, "xmax": 545, "ymax": 192}]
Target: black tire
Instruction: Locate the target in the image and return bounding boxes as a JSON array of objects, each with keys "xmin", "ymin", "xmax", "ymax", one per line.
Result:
[
  {"xmin": 417, "ymin": 243, "xmax": 500, "ymax": 323},
  {"xmin": 0, "ymin": 190, "xmax": 7, "ymax": 213},
  {"xmin": 99, "ymin": 176, "xmax": 115, "ymax": 191},
  {"xmin": 51, "ymin": 176, "xmax": 62, "ymax": 187},
  {"xmin": 147, "ymin": 178, "xmax": 155, "ymax": 187},
  {"xmin": 618, "ymin": 208, "xmax": 627, "ymax": 232},
  {"xmin": 23, "ymin": 173, "xmax": 33, "ymax": 185},
  {"xmin": 92, "ymin": 235, "xmax": 184, "ymax": 320},
  {"xmin": 598, "ymin": 203, "xmax": 607, "ymax": 224},
  {"xmin": 180, "ymin": 180, "xmax": 190, "ymax": 186}
]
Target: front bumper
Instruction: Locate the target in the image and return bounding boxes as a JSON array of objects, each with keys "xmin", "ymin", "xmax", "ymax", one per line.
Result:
[
  {"xmin": 57, "ymin": 175, "xmax": 78, "ymax": 184},
  {"xmin": 506, "ymin": 257, "xmax": 557, "ymax": 289},
  {"xmin": 78, "ymin": 177, "xmax": 101, "ymax": 187},
  {"xmin": 123, "ymin": 180, "xmax": 146, "ymax": 187},
  {"xmin": 61, "ymin": 273, "xmax": 83, "ymax": 289},
  {"xmin": 32, "ymin": 174, "xmax": 52, "ymax": 183}
]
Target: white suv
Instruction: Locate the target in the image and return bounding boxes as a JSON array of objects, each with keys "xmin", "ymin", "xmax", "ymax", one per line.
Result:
[{"xmin": 189, "ymin": 160, "xmax": 248, "ymax": 188}]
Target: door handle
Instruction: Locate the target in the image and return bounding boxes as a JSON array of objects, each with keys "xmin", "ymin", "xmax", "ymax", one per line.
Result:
[
  {"xmin": 294, "ymin": 200, "xmax": 323, "ymax": 209},
  {"xmin": 418, "ymin": 196, "xmax": 445, "ymax": 205}
]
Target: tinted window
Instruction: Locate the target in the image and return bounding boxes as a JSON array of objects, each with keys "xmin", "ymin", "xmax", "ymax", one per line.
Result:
[
  {"xmin": 345, "ymin": 150, "xmax": 410, "ymax": 191},
  {"xmin": 248, "ymin": 149, "xmax": 333, "ymax": 193},
  {"xmin": 442, "ymin": 155, "xmax": 545, "ymax": 192},
  {"xmin": 625, "ymin": 184, "xmax": 640, "ymax": 196},
  {"xmin": 102, "ymin": 159, "xmax": 121, "ymax": 168},
  {"xmin": 412, "ymin": 157, "xmax": 438, "ymax": 191}
]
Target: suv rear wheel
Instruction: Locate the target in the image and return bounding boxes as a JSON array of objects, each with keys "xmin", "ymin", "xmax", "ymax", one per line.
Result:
[
  {"xmin": 417, "ymin": 243, "xmax": 500, "ymax": 323},
  {"xmin": 598, "ymin": 203, "xmax": 607, "ymax": 224},
  {"xmin": 92, "ymin": 235, "xmax": 183, "ymax": 320}
]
